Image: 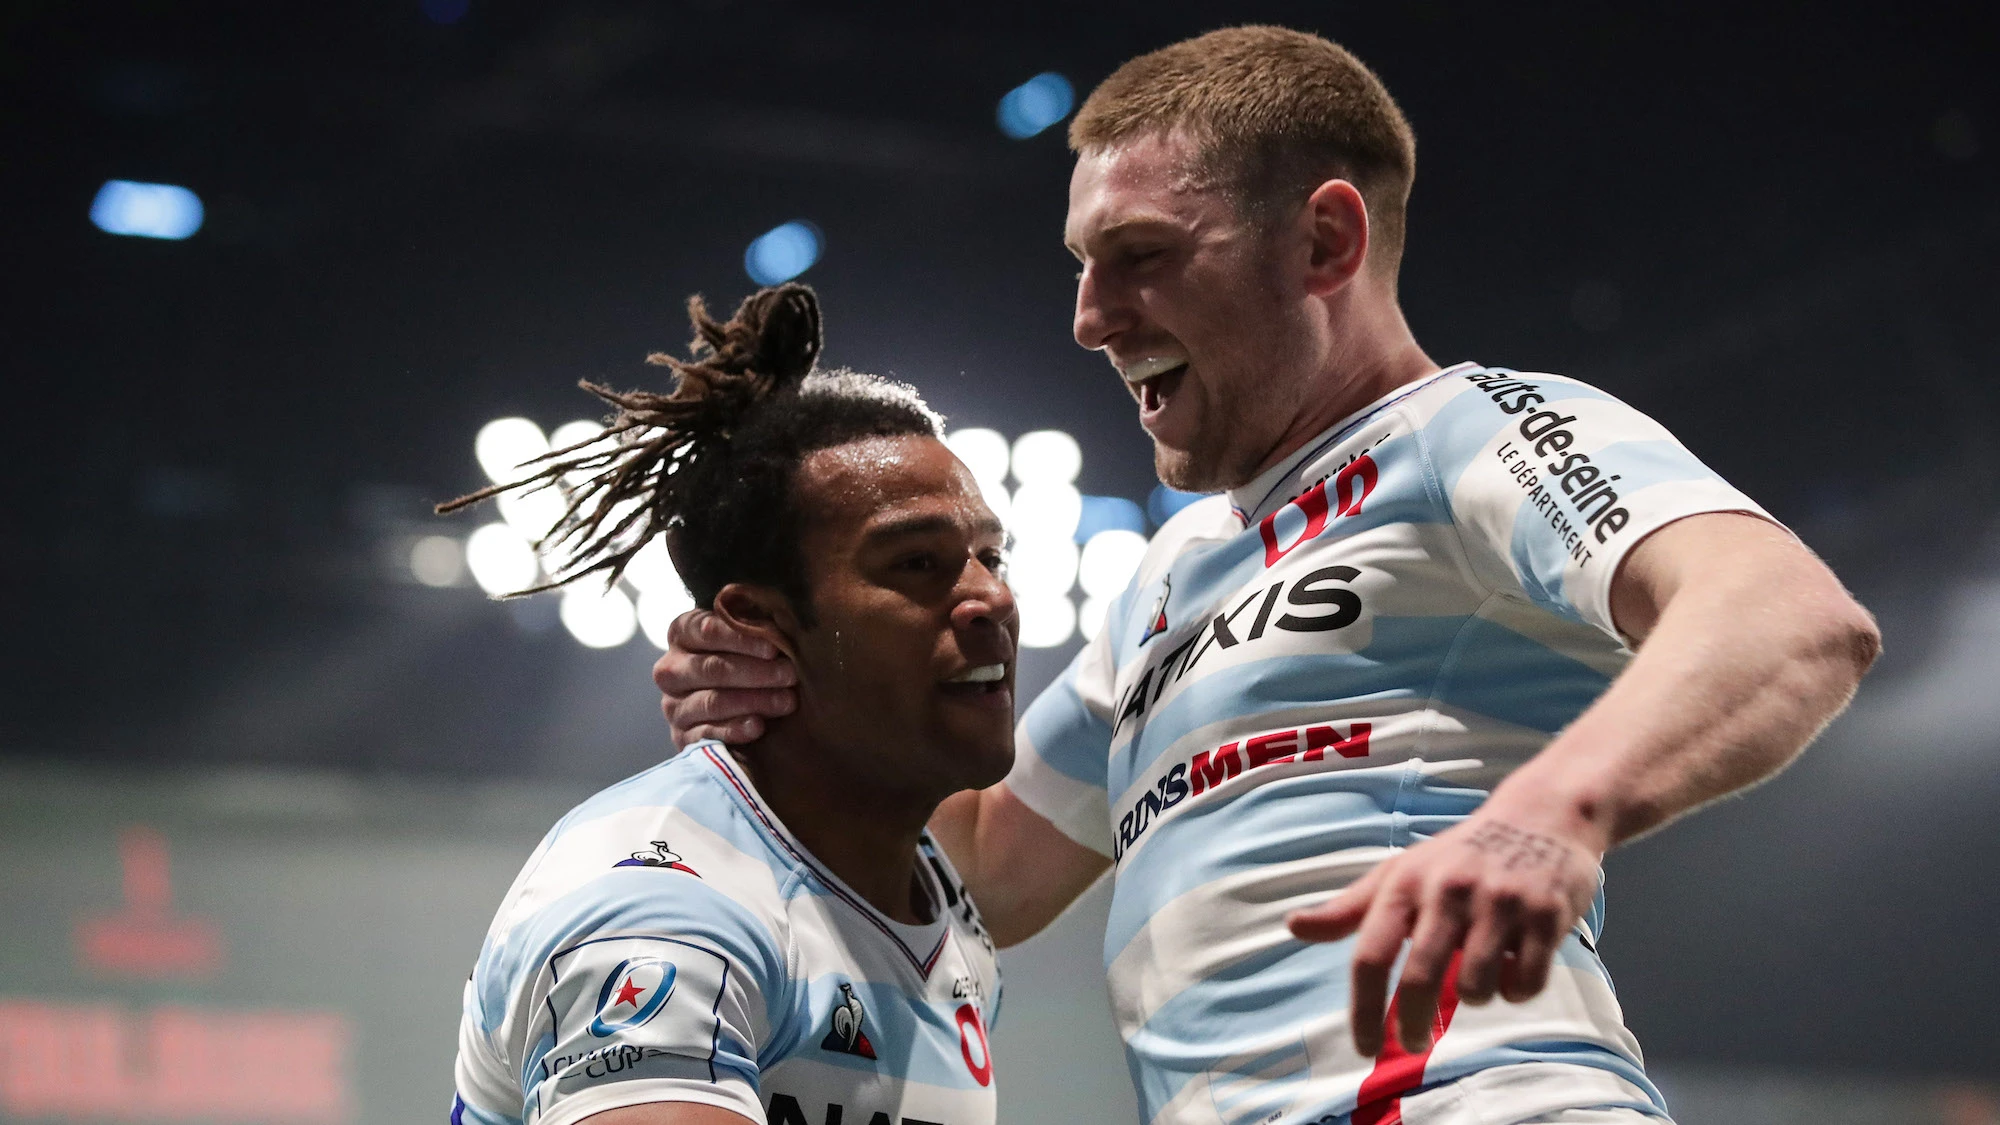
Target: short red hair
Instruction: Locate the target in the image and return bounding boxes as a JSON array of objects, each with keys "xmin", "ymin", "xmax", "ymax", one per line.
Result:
[{"xmin": 1070, "ymin": 26, "xmax": 1417, "ymax": 277}]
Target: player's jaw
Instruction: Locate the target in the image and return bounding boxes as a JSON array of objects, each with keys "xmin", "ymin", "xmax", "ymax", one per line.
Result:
[{"xmin": 1110, "ymin": 333, "xmax": 1280, "ymax": 494}]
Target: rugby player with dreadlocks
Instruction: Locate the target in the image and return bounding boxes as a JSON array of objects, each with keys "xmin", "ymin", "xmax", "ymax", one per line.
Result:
[
  {"xmin": 447, "ymin": 285, "xmax": 1013, "ymax": 1125},
  {"xmin": 652, "ymin": 26, "xmax": 1880, "ymax": 1125}
]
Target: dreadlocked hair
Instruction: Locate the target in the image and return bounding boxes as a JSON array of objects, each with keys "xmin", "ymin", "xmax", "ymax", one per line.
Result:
[{"xmin": 438, "ymin": 282, "xmax": 943, "ymax": 622}]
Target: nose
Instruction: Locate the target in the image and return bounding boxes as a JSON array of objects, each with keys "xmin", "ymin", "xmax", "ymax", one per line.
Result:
[
  {"xmin": 1072, "ymin": 262, "xmax": 1131, "ymax": 352},
  {"xmin": 951, "ymin": 556, "xmax": 1018, "ymax": 649}
]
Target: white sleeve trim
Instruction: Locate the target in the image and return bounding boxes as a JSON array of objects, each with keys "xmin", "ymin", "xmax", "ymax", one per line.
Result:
[
  {"xmin": 1579, "ymin": 481, "xmax": 1786, "ymax": 639},
  {"xmin": 534, "ymin": 1078, "xmax": 763, "ymax": 1125},
  {"xmin": 1004, "ymin": 736, "xmax": 1115, "ymax": 858}
]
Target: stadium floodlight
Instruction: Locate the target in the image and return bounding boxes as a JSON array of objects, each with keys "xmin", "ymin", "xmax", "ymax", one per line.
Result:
[
  {"xmin": 996, "ymin": 73, "xmax": 1075, "ymax": 140},
  {"xmin": 89, "ymin": 180, "xmax": 204, "ymax": 240},
  {"xmin": 409, "ymin": 534, "xmax": 465, "ymax": 587},
  {"xmin": 496, "ymin": 484, "xmax": 566, "ymax": 544},
  {"xmin": 1007, "ymin": 536, "xmax": 1079, "ymax": 598},
  {"xmin": 475, "ymin": 417, "xmax": 550, "ymax": 485},
  {"xmin": 549, "ymin": 419, "xmax": 601, "ymax": 450},
  {"xmin": 1017, "ymin": 592, "xmax": 1077, "ymax": 648},
  {"xmin": 1079, "ymin": 529, "xmax": 1148, "ymax": 599},
  {"xmin": 560, "ymin": 584, "xmax": 637, "ymax": 649},
  {"xmin": 1078, "ymin": 595, "xmax": 1111, "ymax": 641},
  {"xmin": 464, "ymin": 523, "xmax": 538, "ymax": 596},
  {"xmin": 621, "ymin": 535, "xmax": 677, "ymax": 594},
  {"xmin": 945, "ymin": 428, "xmax": 1011, "ymax": 488},
  {"xmin": 1009, "ymin": 482, "xmax": 1082, "ymax": 544},
  {"xmin": 626, "ymin": 536, "xmax": 698, "ymax": 649},
  {"xmin": 637, "ymin": 585, "xmax": 697, "ymax": 649},
  {"xmin": 745, "ymin": 221, "xmax": 822, "ymax": 286},
  {"xmin": 548, "ymin": 419, "xmax": 613, "ymax": 485},
  {"xmin": 978, "ymin": 478, "xmax": 1011, "ymax": 526},
  {"xmin": 1010, "ymin": 429, "xmax": 1082, "ymax": 485}
]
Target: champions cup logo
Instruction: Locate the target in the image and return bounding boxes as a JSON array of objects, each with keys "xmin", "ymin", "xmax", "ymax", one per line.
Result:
[
  {"xmin": 588, "ymin": 957, "xmax": 678, "ymax": 1038},
  {"xmin": 1260, "ymin": 453, "xmax": 1378, "ymax": 567}
]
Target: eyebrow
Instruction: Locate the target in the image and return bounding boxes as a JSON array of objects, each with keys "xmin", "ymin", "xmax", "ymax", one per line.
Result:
[
  {"xmin": 863, "ymin": 514, "xmax": 1006, "ymax": 542},
  {"xmin": 1064, "ymin": 215, "xmax": 1184, "ymax": 258}
]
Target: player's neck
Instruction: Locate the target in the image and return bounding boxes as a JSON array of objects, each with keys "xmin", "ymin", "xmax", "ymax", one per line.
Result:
[
  {"xmin": 1250, "ymin": 303, "xmax": 1437, "ymax": 483},
  {"xmin": 728, "ymin": 735, "xmax": 936, "ymax": 926}
]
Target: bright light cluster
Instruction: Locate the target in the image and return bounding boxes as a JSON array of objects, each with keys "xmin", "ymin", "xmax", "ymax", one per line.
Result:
[
  {"xmin": 432, "ymin": 418, "xmax": 1153, "ymax": 653},
  {"xmin": 945, "ymin": 427, "xmax": 1149, "ymax": 649},
  {"xmin": 452, "ymin": 417, "xmax": 696, "ymax": 650}
]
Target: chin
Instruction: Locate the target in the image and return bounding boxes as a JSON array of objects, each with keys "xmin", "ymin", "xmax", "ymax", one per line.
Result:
[
  {"xmin": 935, "ymin": 731, "xmax": 1015, "ymax": 794},
  {"xmin": 1154, "ymin": 443, "xmax": 1234, "ymax": 494},
  {"xmin": 1153, "ymin": 421, "xmax": 1271, "ymax": 494},
  {"xmin": 969, "ymin": 743, "xmax": 1016, "ymax": 790}
]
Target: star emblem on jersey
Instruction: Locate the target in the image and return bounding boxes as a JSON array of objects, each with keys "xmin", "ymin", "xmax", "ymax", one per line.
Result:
[
  {"xmin": 1139, "ymin": 576, "xmax": 1172, "ymax": 645},
  {"xmin": 819, "ymin": 982, "xmax": 877, "ymax": 1060},
  {"xmin": 613, "ymin": 840, "xmax": 701, "ymax": 877},
  {"xmin": 588, "ymin": 957, "xmax": 678, "ymax": 1037}
]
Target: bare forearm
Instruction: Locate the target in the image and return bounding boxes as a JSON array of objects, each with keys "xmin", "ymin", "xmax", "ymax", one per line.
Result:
[
  {"xmin": 930, "ymin": 785, "xmax": 1109, "ymax": 947},
  {"xmin": 1486, "ymin": 546, "xmax": 1880, "ymax": 851}
]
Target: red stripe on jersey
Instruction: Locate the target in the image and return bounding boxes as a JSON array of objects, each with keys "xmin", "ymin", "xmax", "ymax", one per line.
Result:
[{"xmin": 1352, "ymin": 952, "xmax": 1463, "ymax": 1125}]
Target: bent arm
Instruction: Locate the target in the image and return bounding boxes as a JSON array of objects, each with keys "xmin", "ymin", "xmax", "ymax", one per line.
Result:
[
  {"xmin": 1292, "ymin": 511, "xmax": 1881, "ymax": 1054},
  {"xmin": 931, "ymin": 783, "xmax": 1110, "ymax": 947},
  {"xmin": 1483, "ymin": 510, "xmax": 1882, "ymax": 850}
]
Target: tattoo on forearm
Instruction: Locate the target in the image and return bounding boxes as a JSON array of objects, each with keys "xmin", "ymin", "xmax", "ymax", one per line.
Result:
[{"xmin": 1461, "ymin": 822, "xmax": 1570, "ymax": 876}]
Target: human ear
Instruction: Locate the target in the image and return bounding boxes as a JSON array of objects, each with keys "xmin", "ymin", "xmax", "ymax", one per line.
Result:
[
  {"xmin": 1301, "ymin": 179, "xmax": 1370, "ymax": 296},
  {"xmin": 712, "ymin": 583, "xmax": 804, "ymax": 664}
]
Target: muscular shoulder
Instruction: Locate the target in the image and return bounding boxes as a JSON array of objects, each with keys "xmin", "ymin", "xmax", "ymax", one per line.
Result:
[
  {"xmin": 1403, "ymin": 365, "xmax": 1669, "ymax": 458},
  {"xmin": 472, "ymin": 752, "xmax": 805, "ymax": 1018}
]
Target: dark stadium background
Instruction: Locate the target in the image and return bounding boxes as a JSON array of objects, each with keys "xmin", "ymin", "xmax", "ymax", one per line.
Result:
[{"xmin": 3, "ymin": 2, "xmax": 1997, "ymax": 1122}]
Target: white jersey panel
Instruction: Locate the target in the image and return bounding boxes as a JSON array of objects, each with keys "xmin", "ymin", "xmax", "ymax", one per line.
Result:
[
  {"xmin": 453, "ymin": 745, "xmax": 1001, "ymax": 1125},
  {"xmin": 1003, "ymin": 363, "xmax": 1769, "ymax": 1123}
]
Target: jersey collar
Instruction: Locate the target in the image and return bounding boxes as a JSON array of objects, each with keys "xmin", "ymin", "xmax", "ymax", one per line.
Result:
[
  {"xmin": 1226, "ymin": 362, "xmax": 1480, "ymax": 526},
  {"xmin": 695, "ymin": 743, "xmax": 953, "ymax": 978}
]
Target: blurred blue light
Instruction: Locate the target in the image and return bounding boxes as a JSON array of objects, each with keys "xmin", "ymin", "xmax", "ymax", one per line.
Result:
[
  {"xmin": 422, "ymin": 0, "xmax": 470, "ymax": 24},
  {"xmin": 744, "ymin": 221, "xmax": 822, "ymax": 286},
  {"xmin": 1075, "ymin": 495, "xmax": 1147, "ymax": 543},
  {"xmin": 1147, "ymin": 484, "xmax": 1212, "ymax": 526},
  {"xmin": 996, "ymin": 73, "xmax": 1074, "ymax": 140},
  {"xmin": 89, "ymin": 180, "xmax": 204, "ymax": 240}
]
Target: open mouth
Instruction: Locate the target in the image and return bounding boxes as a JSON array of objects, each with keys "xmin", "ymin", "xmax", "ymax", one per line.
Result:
[
  {"xmin": 1136, "ymin": 363, "xmax": 1189, "ymax": 418},
  {"xmin": 1117, "ymin": 354, "xmax": 1190, "ymax": 422},
  {"xmin": 940, "ymin": 663, "xmax": 1012, "ymax": 705}
]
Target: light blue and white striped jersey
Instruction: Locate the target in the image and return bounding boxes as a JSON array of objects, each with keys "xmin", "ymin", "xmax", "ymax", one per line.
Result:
[
  {"xmin": 454, "ymin": 744, "xmax": 1002, "ymax": 1125},
  {"xmin": 1007, "ymin": 364, "xmax": 1776, "ymax": 1125}
]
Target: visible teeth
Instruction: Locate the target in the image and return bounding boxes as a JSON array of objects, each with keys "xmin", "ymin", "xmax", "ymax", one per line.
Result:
[
  {"xmin": 946, "ymin": 664, "xmax": 1006, "ymax": 684},
  {"xmin": 1118, "ymin": 355, "xmax": 1189, "ymax": 384}
]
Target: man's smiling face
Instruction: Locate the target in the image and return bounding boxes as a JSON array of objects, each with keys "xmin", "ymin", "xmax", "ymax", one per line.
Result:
[
  {"xmin": 1064, "ymin": 130, "xmax": 1321, "ymax": 493},
  {"xmin": 783, "ymin": 435, "xmax": 1019, "ymax": 803}
]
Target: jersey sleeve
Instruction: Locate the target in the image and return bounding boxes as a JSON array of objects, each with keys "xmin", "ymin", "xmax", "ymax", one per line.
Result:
[
  {"xmin": 1003, "ymin": 590, "xmax": 1122, "ymax": 858},
  {"xmin": 1423, "ymin": 371, "xmax": 1780, "ymax": 639},
  {"xmin": 462, "ymin": 872, "xmax": 788, "ymax": 1125}
]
